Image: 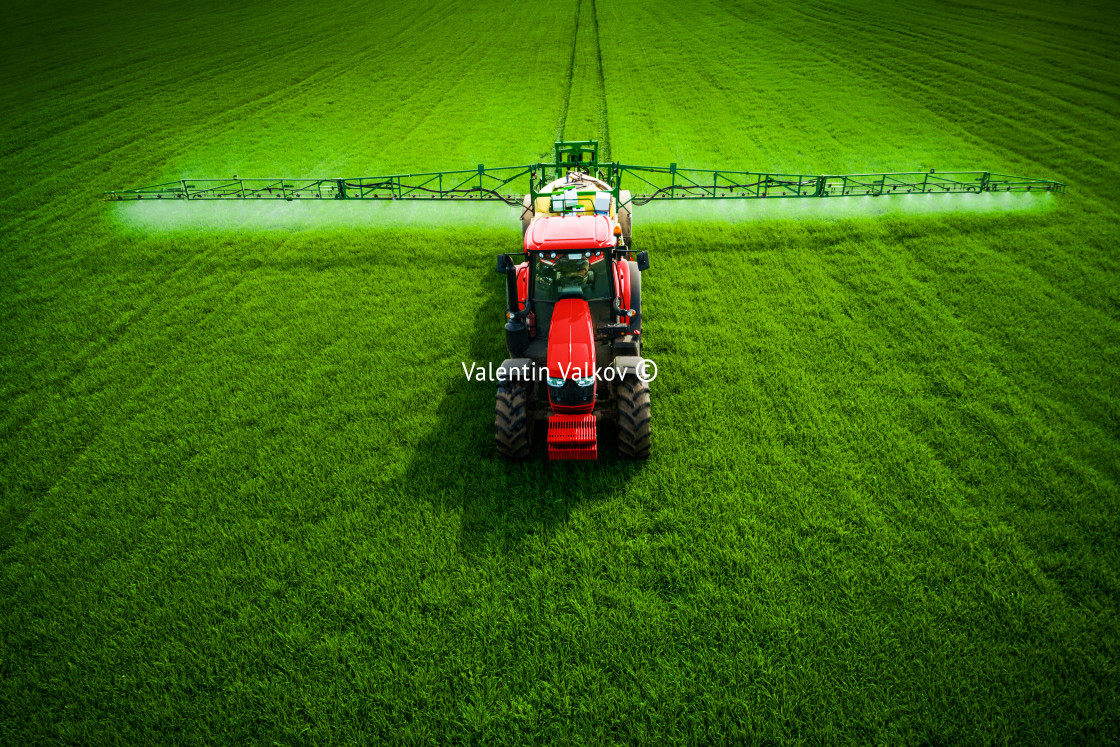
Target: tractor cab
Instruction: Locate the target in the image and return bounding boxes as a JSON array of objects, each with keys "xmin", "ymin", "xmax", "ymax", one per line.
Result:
[
  {"xmin": 522, "ymin": 214, "xmax": 621, "ymax": 342},
  {"xmin": 534, "ymin": 250, "xmax": 609, "ymax": 300}
]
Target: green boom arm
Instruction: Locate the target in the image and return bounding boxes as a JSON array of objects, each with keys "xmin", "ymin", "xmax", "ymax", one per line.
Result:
[{"xmin": 104, "ymin": 141, "xmax": 1064, "ymax": 205}]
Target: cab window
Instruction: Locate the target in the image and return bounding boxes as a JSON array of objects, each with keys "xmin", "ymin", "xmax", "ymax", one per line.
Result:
[{"xmin": 533, "ymin": 250, "xmax": 610, "ymax": 301}]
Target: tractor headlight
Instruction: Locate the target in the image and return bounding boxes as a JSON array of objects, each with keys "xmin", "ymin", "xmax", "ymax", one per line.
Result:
[
  {"xmin": 547, "ymin": 376, "xmax": 564, "ymax": 387},
  {"xmin": 575, "ymin": 376, "xmax": 594, "ymax": 387}
]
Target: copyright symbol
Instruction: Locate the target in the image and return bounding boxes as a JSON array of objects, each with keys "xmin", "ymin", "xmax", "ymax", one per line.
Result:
[{"xmin": 636, "ymin": 358, "xmax": 658, "ymax": 383}]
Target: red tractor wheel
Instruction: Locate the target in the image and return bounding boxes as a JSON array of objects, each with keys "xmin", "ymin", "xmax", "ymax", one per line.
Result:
[
  {"xmin": 495, "ymin": 382, "xmax": 533, "ymax": 459},
  {"xmin": 617, "ymin": 377, "xmax": 650, "ymax": 459}
]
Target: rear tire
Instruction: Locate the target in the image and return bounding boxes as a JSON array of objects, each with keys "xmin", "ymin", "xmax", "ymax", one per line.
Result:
[
  {"xmin": 495, "ymin": 382, "xmax": 532, "ymax": 459},
  {"xmin": 626, "ymin": 260, "xmax": 642, "ymax": 335},
  {"xmin": 617, "ymin": 377, "xmax": 650, "ymax": 459}
]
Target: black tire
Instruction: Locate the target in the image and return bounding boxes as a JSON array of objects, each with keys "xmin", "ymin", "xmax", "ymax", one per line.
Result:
[
  {"xmin": 495, "ymin": 382, "xmax": 532, "ymax": 459},
  {"xmin": 626, "ymin": 260, "xmax": 642, "ymax": 336},
  {"xmin": 617, "ymin": 377, "xmax": 650, "ymax": 459}
]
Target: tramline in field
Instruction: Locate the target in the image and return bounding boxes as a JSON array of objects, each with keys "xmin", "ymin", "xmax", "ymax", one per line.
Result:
[{"xmin": 108, "ymin": 141, "xmax": 1064, "ymax": 461}]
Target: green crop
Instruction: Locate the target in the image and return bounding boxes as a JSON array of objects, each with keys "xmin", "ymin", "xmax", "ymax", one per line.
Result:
[{"xmin": 2, "ymin": 0, "xmax": 1118, "ymax": 744}]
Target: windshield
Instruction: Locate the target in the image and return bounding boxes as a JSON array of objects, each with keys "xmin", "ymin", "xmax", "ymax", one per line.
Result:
[{"xmin": 532, "ymin": 250, "xmax": 611, "ymax": 302}]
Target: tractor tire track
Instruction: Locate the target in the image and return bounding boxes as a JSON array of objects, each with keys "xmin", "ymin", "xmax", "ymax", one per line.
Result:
[
  {"xmin": 553, "ymin": 0, "xmax": 612, "ymax": 160},
  {"xmin": 553, "ymin": 0, "xmax": 583, "ymax": 150},
  {"xmin": 590, "ymin": 0, "xmax": 612, "ymax": 162}
]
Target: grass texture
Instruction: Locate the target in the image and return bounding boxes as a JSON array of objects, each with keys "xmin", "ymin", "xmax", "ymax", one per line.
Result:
[{"xmin": 2, "ymin": 0, "xmax": 1119, "ymax": 743}]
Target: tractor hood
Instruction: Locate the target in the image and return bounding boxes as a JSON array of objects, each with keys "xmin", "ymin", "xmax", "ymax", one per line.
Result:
[
  {"xmin": 547, "ymin": 298, "xmax": 596, "ymax": 380},
  {"xmin": 525, "ymin": 214, "xmax": 615, "ymax": 253}
]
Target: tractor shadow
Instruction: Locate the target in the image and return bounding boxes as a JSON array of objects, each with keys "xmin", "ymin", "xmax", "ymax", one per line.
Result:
[{"xmin": 387, "ymin": 265, "xmax": 648, "ymax": 558}]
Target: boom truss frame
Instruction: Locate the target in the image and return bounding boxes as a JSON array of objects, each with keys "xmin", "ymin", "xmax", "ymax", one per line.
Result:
[{"xmin": 105, "ymin": 141, "xmax": 1065, "ymax": 206}]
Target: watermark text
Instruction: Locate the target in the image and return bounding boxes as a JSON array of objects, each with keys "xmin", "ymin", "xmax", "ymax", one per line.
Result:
[{"xmin": 462, "ymin": 359, "xmax": 658, "ymax": 383}]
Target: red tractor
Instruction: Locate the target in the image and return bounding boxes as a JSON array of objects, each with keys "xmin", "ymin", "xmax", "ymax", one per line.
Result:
[{"xmin": 495, "ymin": 161, "xmax": 650, "ymax": 460}]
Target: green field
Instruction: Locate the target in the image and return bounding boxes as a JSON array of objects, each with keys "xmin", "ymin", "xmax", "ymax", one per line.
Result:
[{"xmin": 3, "ymin": 0, "xmax": 1119, "ymax": 743}]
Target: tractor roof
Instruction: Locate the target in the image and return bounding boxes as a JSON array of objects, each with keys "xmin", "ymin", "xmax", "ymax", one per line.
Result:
[{"xmin": 524, "ymin": 214, "xmax": 615, "ymax": 253}]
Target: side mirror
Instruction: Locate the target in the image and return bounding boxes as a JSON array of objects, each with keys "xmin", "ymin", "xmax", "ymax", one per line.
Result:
[
  {"xmin": 496, "ymin": 253, "xmax": 512, "ymax": 275},
  {"xmin": 636, "ymin": 251, "xmax": 650, "ymax": 272}
]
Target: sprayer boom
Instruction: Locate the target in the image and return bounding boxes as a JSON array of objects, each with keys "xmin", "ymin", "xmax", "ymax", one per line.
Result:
[{"xmin": 105, "ymin": 141, "xmax": 1064, "ymax": 206}]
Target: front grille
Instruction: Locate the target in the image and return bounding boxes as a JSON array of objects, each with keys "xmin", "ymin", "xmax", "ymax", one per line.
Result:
[
  {"xmin": 548, "ymin": 379, "xmax": 595, "ymax": 408},
  {"xmin": 548, "ymin": 414, "xmax": 597, "ymax": 460}
]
